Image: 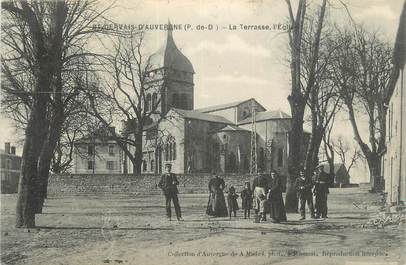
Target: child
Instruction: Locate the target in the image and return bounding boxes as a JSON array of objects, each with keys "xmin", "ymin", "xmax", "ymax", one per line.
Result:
[
  {"xmin": 227, "ymin": 186, "xmax": 239, "ymax": 218},
  {"xmin": 241, "ymin": 181, "xmax": 253, "ymax": 219}
]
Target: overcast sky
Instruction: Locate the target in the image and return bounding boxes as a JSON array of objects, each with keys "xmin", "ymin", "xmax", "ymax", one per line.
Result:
[{"xmin": 0, "ymin": 0, "xmax": 403, "ymax": 180}]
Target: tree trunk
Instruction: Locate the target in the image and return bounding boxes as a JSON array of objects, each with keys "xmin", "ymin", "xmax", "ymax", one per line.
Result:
[
  {"xmin": 132, "ymin": 127, "xmax": 143, "ymax": 176},
  {"xmin": 16, "ymin": 99, "xmax": 48, "ymax": 228},
  {"xmin": 285, "ymin": 103, "xmax": 305, "ymax": 213},
  {"xmin": 367, "ymin": 153, "xmax": 382, "ymax": 192},
  {"xmin": 305, "ymin": 127, "xmax": 323, "ymax": 176},
  {"xmin": 36, "ymin": 108, "xmax": 64, "ymax": 213}
]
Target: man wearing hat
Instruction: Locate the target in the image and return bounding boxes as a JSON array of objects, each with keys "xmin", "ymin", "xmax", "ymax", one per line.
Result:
[
  {"xmin": 158, "ymin": 163, "xmax": 183, "ymax": 221},
  {"xmin": 313, "ymin": 164, "xmax": 330, "ymax": 218},
  {"xmin": 295, "ymin": 167, "xmax": 315, "ymax": 220}
]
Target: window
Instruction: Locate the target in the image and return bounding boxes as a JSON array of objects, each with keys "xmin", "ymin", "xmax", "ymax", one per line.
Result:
[
  {"xmin": 146, "ymin": 94, "xmax": 151, "ymax": 111},
  {"xmin": 152, "ymin": 93, "xmax": 158, "ymax": 110},
  {"xmin": 108, "ymin": 145, "xmax": 114, "ymax": 156},
  {"xmin": 172, "ymin": 142, "xmax": 176, "ymax": 160},
  {"xmin": 142, "ymin": 160, "xmax": 147, "ymax": 171},
  {"xmin": 277, "ymin": 148, "xmax": 283, "ymax": 167},
  {"xmin": 87, "ymin": 160, "xmax": 94, "ymax": 170},
  {"xmin": 106, "ymin": 161, "xmax": 115, "ymax": 170},
  {"xmin": 150, "ymin": 160, "xmax": 155, "ymax": 172},
  {"xmin": 88, "ymin": 145, "xmax": 94, "ymax": 156},
  {"xmin": 165, "ymin": 143, "xmax": 169, "ymax": 161},
  {"xmin": 171, "ymin": 142, "xmax": 175, "ymax": 161}
]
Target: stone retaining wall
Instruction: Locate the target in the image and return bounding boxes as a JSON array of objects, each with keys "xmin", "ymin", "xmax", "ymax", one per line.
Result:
[{"xmin": 47, "ymin": 173, "xmax": 256, "ymax": 195}]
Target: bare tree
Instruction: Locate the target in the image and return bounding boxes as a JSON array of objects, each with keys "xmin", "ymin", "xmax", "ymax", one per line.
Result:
[
  {"xmin": 331, "ymin": 27, "xmax": 393, "ymax": 191},
  {"xmin": 301, "ymin": 15, "xmax": 342, "ymax": 177},
  {"xmin": 86, "ymin": 32, "xmax": 165, "ymax": 175},
  {"xmin": 284, "ymin": 0, "xmax": 328, "ymax": 212},
  {"xmin": 1, "ymin": 0, "xmax": 112, "ymax": 227},
  {"xmin": 332, "ymin": 136, "xmax": 362, "ymax": 178}
]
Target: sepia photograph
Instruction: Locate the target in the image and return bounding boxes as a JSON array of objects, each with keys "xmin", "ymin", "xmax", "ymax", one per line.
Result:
[{"xmin": 0, "ymin": 0, "xmax": 405, "ymax": 264}]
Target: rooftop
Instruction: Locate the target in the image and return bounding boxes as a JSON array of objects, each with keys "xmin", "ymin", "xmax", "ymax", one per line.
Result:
[
  {"xmin": 195, "ymin": 98, "xmax": 265, "ymax": 113},
  {"xmin": 171, "ymin": 108, "xmax": 234, "ymax": 125},
  {"xmin": 216, "ymin": 124, "xmax": 250, "ymax": 132},
  {"xmin": 238, "ymin": 110, "xmax": 291, "ymax": 125},
  {"xmin": 320, "ymin": 163, "xmax": 347, "ymax": 175},
  {"xmin": 149, "ymin": 23, "xmax": 194, "ymax": 73}
]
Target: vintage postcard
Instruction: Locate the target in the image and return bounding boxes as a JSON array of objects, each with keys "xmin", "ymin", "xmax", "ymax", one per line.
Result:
[{"xmin": 1, "ymin": 0, "xmax": 405, "ymax": 264}]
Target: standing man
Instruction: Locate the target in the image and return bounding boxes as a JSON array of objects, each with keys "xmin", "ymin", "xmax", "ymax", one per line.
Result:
[
  {"xmin": 314, "ymin": 164, "xmax": 330, "ymax": 218},
  {"xmin": 158, "ymin": 163, "xmax": 183, "ymax": 221},
  {"xmin": 252, "ymin": 169, "xmax": 269, "ymax": 222},
  {"xmin": 295, "ymin": 168, "xmax": 315, "ymax": 220}
]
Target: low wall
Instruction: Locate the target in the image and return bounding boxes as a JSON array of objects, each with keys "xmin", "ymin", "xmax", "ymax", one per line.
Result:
[{"xmin": 47, "ymin": 173, "xmax": 256, "ymax": 195}]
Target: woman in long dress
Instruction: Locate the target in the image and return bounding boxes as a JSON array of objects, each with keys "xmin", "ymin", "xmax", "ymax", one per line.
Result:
[
  {"xmin": 267, "ymin": 170, "xmax": 287, "ymax": 223},
  {"xmin": 206, "ymin": 173, "xmax": 228, "ymax": 217}
]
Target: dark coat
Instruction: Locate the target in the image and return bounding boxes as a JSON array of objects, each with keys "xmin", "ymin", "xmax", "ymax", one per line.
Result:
[
  {"xmin": 267, "ymin": 175, "xmax": 287, "ymax": 222},
  {"xmin": 206, "ymin": 177, "xmax": 228, "ymax": 217},
  {"xmin": 241, "ymin": 189, "xmax": 253, "ymax": 210},
  {"xmin": 295, "ymin": 176, "xmax": 313, "ymax": 198},
  {"xmin": 158, "ymin": 173, "xmax": 179, "ymax": 195},
  {"xmin": 227, "ymin": 193, "xmax": 239, "ymax": 211},
  {"xmin": 313, "ymin": 171, "xmax": 330, "ymax": 194},
  {"xmin": 208, "ymin": 177, "xmax": 225, "ymax": 192}
]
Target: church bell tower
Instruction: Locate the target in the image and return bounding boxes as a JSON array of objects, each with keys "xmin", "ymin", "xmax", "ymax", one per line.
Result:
[{"xmin": 147, "ymin": 22, "xmax": 195, "ymax": 116}]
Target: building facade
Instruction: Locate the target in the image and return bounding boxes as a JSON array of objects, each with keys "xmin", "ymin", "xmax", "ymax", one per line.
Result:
[
  {"xmin": 73, "ymin": 127, "xmax": 123, "ymax": 174},
  {"xmin": 73, "ymin": 24, "xmax": 308, "ymax": 179},
  {"xmin": 0, "ymin": 142, "xmax": 21, "ymax": 193},
  {"xmin": 382, "ymin": 68, "xmax": 406, "ymax": 205}
]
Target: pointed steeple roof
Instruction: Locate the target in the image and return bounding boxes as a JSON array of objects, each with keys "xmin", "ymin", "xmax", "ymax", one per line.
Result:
[{"xmin": 150, "ymin": 21, "xmax": 194, "ymax": 73}]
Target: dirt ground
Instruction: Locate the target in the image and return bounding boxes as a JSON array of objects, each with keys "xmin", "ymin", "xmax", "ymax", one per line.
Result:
[{"xmin": 1, "ymin": 188, "xmax": 405, "ymax": 265}]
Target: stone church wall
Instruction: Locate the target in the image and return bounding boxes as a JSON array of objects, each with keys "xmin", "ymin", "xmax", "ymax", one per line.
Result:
[{"xmin": 47, "ymin": 173, "xmax": 258, "ymax": 195}]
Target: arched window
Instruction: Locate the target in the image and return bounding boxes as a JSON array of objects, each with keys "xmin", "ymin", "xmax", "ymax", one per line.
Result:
[
  {"xmin": 152, "ymin": 93, "xmax": 158, "ymax": 110},
  {"xmin": 146, "ymin": 94, "xmax": 151, "ymax": 111},
  {"xmin": 172, "ymin": 93, "xmax": 179, "ymax": 108},
  {"xmin": 142, "ymin": 160, "xmax": 147, "ymax": 171},
  {"xmin": 169, "ymin": 142, "xmax": 173, "ymax": 161},
  {"xmin": 165, "ymin": 143, "xmax": 169, "ymax": 161},
  {"xmin": 150, "ymin": 160, "xmax": 154, "ymax": 172},
  {"xmin": 172, "ymin": 142, "xmax": 176, "ymax": 160}
]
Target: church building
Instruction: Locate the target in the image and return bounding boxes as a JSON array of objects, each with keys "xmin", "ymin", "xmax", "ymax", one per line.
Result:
[
  {"xmin": 123, "ymin": 25, "xmax": 307, "ymax": 177},
  {"xmin": 73, "ymin": 24, "xmax": 308, "ymax": 178}
]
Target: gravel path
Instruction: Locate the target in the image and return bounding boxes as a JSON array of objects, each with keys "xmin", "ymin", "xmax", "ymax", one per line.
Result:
[{"xmin": 1, "ymin": 188, "xmax": 404, "ymax": 265}]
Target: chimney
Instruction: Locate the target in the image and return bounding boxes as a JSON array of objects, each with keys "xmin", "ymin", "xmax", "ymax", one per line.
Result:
[
  {"xmin": 4, "ymin": 142, "xmax": 10, "ymax": 154},
  {"xmin": 11, "ymin": 146, "xmax": 16, "ymax": 155}
]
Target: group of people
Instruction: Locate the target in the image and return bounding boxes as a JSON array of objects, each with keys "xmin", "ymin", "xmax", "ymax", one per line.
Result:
[
  {"xmin": 157, "ymin": 163, "xmax": 330, "ymax": 223},
  {"xmin": 295, "ymin": 165, "xmax": 330, "ymax": 220},
  {"xmin": 204, "ymin": 169, "xmax": 288, "ymax": 223}
]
